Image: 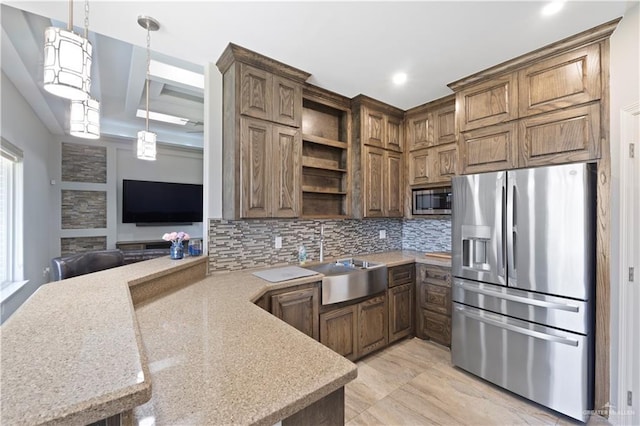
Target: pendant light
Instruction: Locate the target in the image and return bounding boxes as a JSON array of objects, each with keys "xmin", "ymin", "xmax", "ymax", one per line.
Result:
[
  {"xmin": 136, "ymin": 16, "xmax": 159, "ymax": 161},
  {"xmin": 43, "ymin": 0, "xmax": 92, "ymax": 100},
  {"xmin": 70, "ymin": 97, "xmax": 100, "ymax": 139}
]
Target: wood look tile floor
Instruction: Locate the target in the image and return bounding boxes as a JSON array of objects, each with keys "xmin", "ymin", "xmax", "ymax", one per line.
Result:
[{"xmin": 344, "ymin": 338, "xmax": 610, "ymax": 426}]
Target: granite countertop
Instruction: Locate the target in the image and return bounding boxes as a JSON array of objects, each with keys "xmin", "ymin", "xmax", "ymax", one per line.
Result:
[{"xmin": 0, "ymin": 250, "xmax": 448, "ymax": 425}]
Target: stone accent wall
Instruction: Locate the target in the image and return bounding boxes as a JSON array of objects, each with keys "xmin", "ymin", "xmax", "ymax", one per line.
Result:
[
  {"xmin": 60, "ymin": 236, "xmax": 107, "ymax": 256},
  {"xmin": 402, "ymin": 218, "xmax": 451, "ymax": 252},
  {"xmin": 209, "ymin": 218, "xmax": 403, "ymax": 272},
  {"xmin": 61, "ymin": 142, "xmax": 107, "ymax": 183},
  {"xmin": 61, "ymin": 190, "xmax": 107, "ymax": 229}
]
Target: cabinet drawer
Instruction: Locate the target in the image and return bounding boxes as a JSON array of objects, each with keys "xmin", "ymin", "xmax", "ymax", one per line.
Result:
[
  {"xmin": 388, "ymin": 264, "xmax": 415, "ymax": 287},
  {"xmin": 421, "ymin": 309, "xmax": 451, "ymax": 347},
  {"xmin": 418, "ymin": 265, "xmax": 451, "ymax": 287},
  {"xmin": 424, "ymin": 284, "xmax": 451, "ymax": 315}
]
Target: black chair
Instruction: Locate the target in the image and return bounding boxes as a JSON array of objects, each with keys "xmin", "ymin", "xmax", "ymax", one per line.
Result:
[{"xmin": 50, "ymin": 249, "xmax": 125, "ymax": 281}]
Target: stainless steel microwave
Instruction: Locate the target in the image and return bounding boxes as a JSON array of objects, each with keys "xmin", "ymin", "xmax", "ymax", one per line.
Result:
[{"xmin": 412, "ymin": 187, "xmax": 452, "ymax": 215}]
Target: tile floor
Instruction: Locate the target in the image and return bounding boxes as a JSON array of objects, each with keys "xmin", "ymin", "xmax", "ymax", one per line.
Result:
[{"xmin": 344, "ymin": 338, "xmax": 609, "ymax": 425}]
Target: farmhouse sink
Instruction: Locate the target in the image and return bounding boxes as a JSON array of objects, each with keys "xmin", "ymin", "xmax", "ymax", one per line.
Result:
[{"xmin": 304, "ymin": 258, "xmax": 388, "ymax": 305}]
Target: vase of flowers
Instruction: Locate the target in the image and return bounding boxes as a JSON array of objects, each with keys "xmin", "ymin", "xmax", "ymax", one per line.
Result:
[{"xmin": 163, "ymin": 231, "xmax": 190, "ymax": 260}]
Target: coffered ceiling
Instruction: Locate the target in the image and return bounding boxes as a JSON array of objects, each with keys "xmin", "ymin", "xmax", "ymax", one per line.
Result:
[{"xmin": 2, "ymin": 1, "xmax": 633, "ymax": 150}]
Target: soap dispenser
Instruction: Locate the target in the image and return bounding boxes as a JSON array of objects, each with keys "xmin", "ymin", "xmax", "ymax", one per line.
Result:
[{"xmin": 298, "ymin": 245, "xmax": 307, "ymax": 265}]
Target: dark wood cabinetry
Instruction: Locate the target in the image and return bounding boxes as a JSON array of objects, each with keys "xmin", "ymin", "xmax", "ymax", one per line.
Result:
[
  {"xmin": 271, "ymin": 285, "xmax": 320, "ymax": 341},
  {"xmin": 459, "ymin": 121, "xmax": 518, "ymax": 174},
  {"xmin": 387, "ymin": 264, "xmax": 415, "ymax": 344},
  {"xmin": 320, "ymin": 305, "xmax": 358, "ymax": 360},
  {"xmin": 416, "ymin": 264, "xmax": 451, "ymax": 347},
  {"xmin": 217, "ymin": 43, "xmax": 310, "ymax": 219},
  {"xmin": 357, "ymin": 295, "xmax": 388, "ymax": 357}
]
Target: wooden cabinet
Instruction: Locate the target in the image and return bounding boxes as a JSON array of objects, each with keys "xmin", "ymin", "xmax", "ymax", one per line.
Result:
[
  {"xmin": 434, "ymin": 102, "xmax": 456, "ymax": 146},
  {"xmin": 408, "ymin": 145, "xmax": 458, "ymax": 186},
  {"xmin": 363, "ymin": 146, "xmax": 404, "ymax": 218},
  {"xmin": 518, "ymin": 103, "xmax": 600, "ymax": 167},
  {"xmin": 388, "ymin": 263, "xmax": 415, "ymax": 344},
  {"xmin": 358, "ymin": 295, "xmax": 388, "ymax": 357},
  {"xmin": 406, "ymin": 111, "xmax": 431, "ymax": 151},
  {"xmin": 456, "ymin": 73, "xmax": 519, "ymax": 132},
  {"xmin": 271, "ymin": 285, "xmax": 320, "ymax": 340},
  {"xmin": 320, "ymin": 292, "xmax": 389, "ymax": 361},
  {"xmin": 240, "ymin": 117, "xmax": 301, "ymax": 218},
  {"xmin": 386, "ymin": 115, "xmax": 404, "ymax": 152},
  {"xmin": 320, "ymin": 305, "xmax": 358, "ymax": 361},
  {"xmin": 240, "ymin": 63, "xmax": 302, "ymax": 127},
  {"xmin": 459, "ymin": 122, "xmax": 518, "ymax": 174},
  {"xmin": 416, "ymin": 264, "xmax": 452, "ymax": 347},
  {"xmin": 361, "ymin": 103, "xmax": 404, "ymax": 152},
  {"xmin": 217, "ymin": 43, "xmax": 310, "ymax": 219},
  {"xmin": 301, "ymin": 85, "xmax": 351, "ymax": 218},
  {"xmin": 518, "ymin": 44, "xmax": 601, "ymax": 117}
]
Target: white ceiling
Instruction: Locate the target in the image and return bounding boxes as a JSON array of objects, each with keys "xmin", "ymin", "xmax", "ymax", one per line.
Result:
[{"xmin": 2, "ymin": 1, "xmax": 633, "ymax": 149}]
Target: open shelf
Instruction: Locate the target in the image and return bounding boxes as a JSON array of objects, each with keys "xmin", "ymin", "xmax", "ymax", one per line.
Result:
[{"xmin": 301, "ymin": 92, "xmax": 351, "ymax": 218}]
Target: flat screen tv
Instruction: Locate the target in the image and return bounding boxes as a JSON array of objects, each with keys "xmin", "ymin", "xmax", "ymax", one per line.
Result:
[{"xmin": 122, "ymin": 179, "xmax": 203, "ymax": 224}]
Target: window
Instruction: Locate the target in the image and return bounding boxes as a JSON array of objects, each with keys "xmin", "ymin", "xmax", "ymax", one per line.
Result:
[{"xmin": 0, "ymin": 138, "xmax": 23, "ymax": 287}]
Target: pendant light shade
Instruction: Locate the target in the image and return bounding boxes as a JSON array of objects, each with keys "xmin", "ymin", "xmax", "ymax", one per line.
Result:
[
  {"xmin": 43, "ymin": 20, "xmax": 92, "ymax": 100},
  {"xmin": 70, "ymin": 97, "xmax": 100, "ymax": 139},
  {"xmin": 137, "ymin": 130, "xmax": 157, "ymax": 161}
]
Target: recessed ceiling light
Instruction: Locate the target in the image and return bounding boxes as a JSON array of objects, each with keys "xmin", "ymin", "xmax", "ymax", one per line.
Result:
[
  {"xmin": 541, "ymin": 0, "xmax": 565, "ymax": 16},
  {"xmin": 392, "ymin": 72, "xmax": 408, "ymax": 86},
  {"xmin": 136, "ymin": 109, "xmax": 190, "ymax": 126}
]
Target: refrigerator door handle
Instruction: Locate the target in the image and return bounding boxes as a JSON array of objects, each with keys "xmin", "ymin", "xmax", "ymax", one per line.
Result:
[
  {"xmin": 454, "ymin": 306, "xmax": 579, "ymax": 346},
  {"xmin": 506, "ymin": 172, "xmax": 516, "ymax": 282},
  {"xmin": 497, "ymin": 176, "xmax": 506, "ymax": 278},
  {"xmin": 454, "ymin": 281, "xmax": 580, "ymax": 312}
]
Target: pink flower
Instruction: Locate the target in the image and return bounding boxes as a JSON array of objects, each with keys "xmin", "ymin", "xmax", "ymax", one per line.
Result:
[{"xmin": 161, "ymin": 231, "xmax": 190, "ymax": 243}]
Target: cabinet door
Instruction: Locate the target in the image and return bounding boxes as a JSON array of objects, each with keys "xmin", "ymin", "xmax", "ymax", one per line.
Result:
[
  {"xmin": 457, "ymin": 73, "xmax": 518, "ymax": 132},
  {"xmin": 408, "ymin": 149, "xmax": 430, "ymax": 186},
  {"xmin": 518, "ymin": 44, "xmax": 601, "ymax": 117},
  {"xmin": 363, "ymin": 107, "xmax": 385, "ymax": 147},
  {"xmin": 420, "ymin": 309, "xmax": 451, "ymax": 347},
  {"xmin": 434, "ymin": 103, "xmax": 456, "ymax": 146},
  {"xmin": 388, "ymin": 264, "xmax": 415, "ymax": 288},
  {"xmin": 427, "ymin": 145, "xmax": 458, "ymax": 185},
  {"xmin": 460, "ymin": 122, "xmax": 518, "ymax": 174},
  {"xmin": 386, "ymin": 115, "xmax": 404, "ymax": 152},
  {"xmin": 407, "ymin": 112, "xmax": 432, "ymax": 151},
  {"xmin": 272, "ymin": 126, "xmax": 301, "ymax": 217},
  {"xmin": 240, "ymin": 64, "xmax": 272, "ymax": 121},
  {"xmin": 363, "ymin": 146, "xmax": 385, "ymax": 217},
  {"xmin": 272, "ymin": 75, "xmax": 302, "ymax": 127},
  {"xmin": 320, "ymin": 305, "xmax": 358, "ymax": 361},
  {"xmin": 271, "ymin": 286, "xmax": 320, "ymax": 340},
  {"xmin": 358, "ymin": 295, "xmax": 388, "ymax": 357},
  {"xmin": 385, "ymin": 151, "xmax": 404, "ymax": 217},
  {"xmin": 240, "ymin": 118, "xmax": 271, "ymax": 218},
  {"xmin": 388, "ymin": 283, "xmax": 414, "ymax": 344},
  {"xmin": 518, "ymin": 103, "xmax": 600, "ymax": 167}
]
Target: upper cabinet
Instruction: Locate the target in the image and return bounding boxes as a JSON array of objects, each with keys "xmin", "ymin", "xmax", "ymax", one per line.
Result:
[
  {"xmin": 448, "ymin": 19, "xmax": 617, "ymax": 174},
  {"xmin": 405, "ymin": 95, "xmax": 459, "ymax": 189},
  {"xmin": 352, "ymin": 95, "xmax": 405, "ymax": 218},
  {"xmin": 217, "ymin": 43, "xmax": 311, "ymax": 219}
]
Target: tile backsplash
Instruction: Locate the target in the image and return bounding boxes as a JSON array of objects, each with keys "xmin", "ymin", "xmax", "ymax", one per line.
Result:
[{"xmin": 208, "ymin": 217, "xmax": 451, "ymax": 272}]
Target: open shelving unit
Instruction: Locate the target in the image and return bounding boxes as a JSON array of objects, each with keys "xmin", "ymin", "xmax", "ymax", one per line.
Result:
[{"xmin": 301, "ymin": 89, "xmax": 352, "ymax": 218}]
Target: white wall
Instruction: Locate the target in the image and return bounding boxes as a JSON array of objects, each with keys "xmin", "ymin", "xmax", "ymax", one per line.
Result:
[
  {"xmin": 609, "ymin": 2, "xmax": 639, "ymax": 412},
  {"xmin": 1, "ymin": 72, "xmax": 55, "ymax": 321}
]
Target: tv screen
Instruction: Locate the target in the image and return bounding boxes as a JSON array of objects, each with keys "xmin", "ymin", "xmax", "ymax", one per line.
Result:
[{"xmin": 122, "ymin": 179, "xmax": 203, "ymax": 224}]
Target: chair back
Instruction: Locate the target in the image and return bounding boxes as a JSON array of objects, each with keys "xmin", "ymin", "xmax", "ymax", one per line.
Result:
[{"xmin": 50, "ymin": 249, "xmax": 124, "ymax": 281}]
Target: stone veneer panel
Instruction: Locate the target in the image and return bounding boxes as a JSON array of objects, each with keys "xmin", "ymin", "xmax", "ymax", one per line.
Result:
[
  {"xmin": 61, "ymin": 190, "xmax": 107, "ymax": 229},
  {"xmin": 61, "ymin": 143, "xmax": 107, "ymax": 183},
  {"xmin": 208, "ymin": 219, "xmax": 403, "ymax": 272},
  {"xmin": 60, "ymin": 236, "xmax": 107, "ymax": 256},
  {"xmin": 402, "ymin": 218, "xmax": 451, "ymax": 253}
]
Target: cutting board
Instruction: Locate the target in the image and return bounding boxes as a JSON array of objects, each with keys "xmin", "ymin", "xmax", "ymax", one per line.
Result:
[
  {"xmin": 424, "ymin": 252, "xmax": 452, "ymax": 260},
  {"xmin": 252, "ymin": 266, "xmax": 319, "ymax": 283}
]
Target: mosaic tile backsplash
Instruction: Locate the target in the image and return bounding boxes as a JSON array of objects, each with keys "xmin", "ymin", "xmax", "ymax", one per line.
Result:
[{"xmin": 208, "ymin": 217, "xmax": 451, "ymax": 272}]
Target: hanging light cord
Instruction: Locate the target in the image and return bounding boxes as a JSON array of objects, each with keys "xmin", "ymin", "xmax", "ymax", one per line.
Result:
[
  {"xmin": 84, "ymin": 0, "xmax": 89, "ymax": 38},
  {"xmin": 67, "ymin": 0, "xmax": 73, "ymax": 31},
  {"xmin": 145, "ymin": 20, "xmax": 151, "ymax": 133}
]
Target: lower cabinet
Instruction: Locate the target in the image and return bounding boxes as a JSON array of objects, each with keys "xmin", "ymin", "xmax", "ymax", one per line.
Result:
[
  {"xmin": 271, "ymin": 284, "xmax": 320, "ymax": 341},
  {"xmin": 319, "ymin": 305, "xmax": 358, "ymax": 361},
  {"xmin": 416, "ymin": 264, "xmax": 452, "ymax": 347},
  {"xmin": 320, "ymin": 293, "xmax": 388, "ymax": 361},
  {"xmin": 388, "ymin": 283, "xmax": 414, "ymax": 343}
]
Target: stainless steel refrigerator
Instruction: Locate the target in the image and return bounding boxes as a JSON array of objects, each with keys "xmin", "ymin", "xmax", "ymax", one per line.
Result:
[{"xmin": 451, "ymin": 162, "xmax": 596, "ymax": 422}]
